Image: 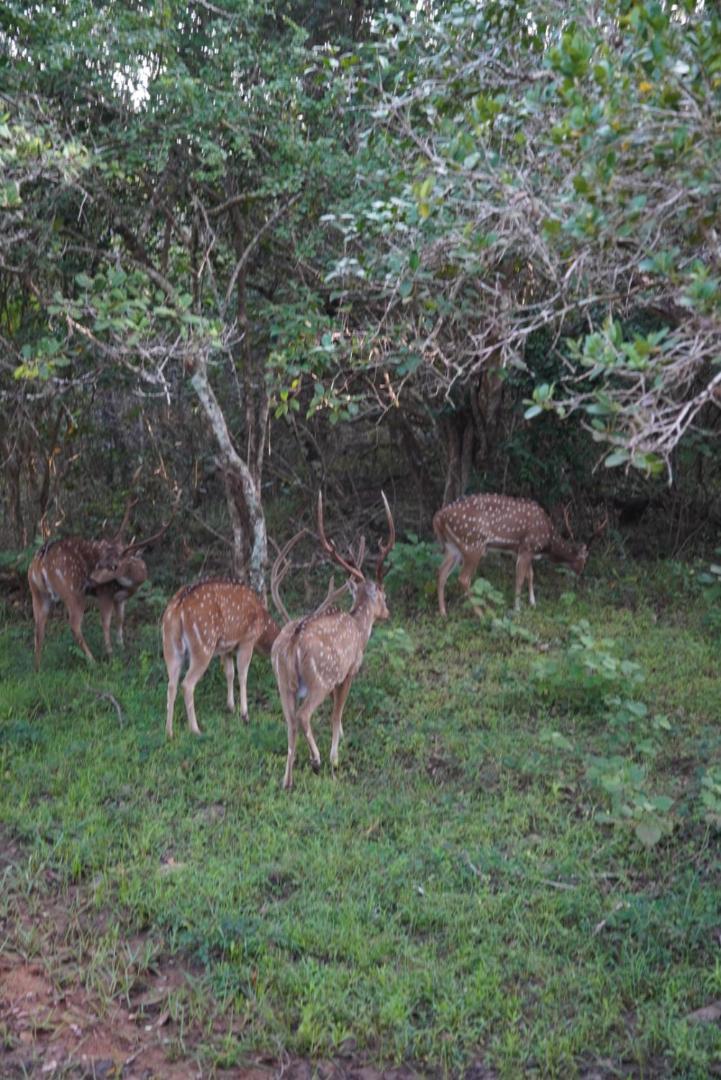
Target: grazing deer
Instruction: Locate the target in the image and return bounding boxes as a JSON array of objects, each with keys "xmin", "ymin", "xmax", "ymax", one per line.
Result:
[
  {"xmin": 27, "ymin": 502, "xmax": 168, "ymax": 668},
  {"xmin": 271, "ymin": 493, "xmax": 395, "ymax": 790},
  {"xmin": 162, "ymin": 579, "xmax": 279, "ymax": 738},
  {"xmin": 433, "ymin": 494, "xmax": 603, "ymax": 614}
]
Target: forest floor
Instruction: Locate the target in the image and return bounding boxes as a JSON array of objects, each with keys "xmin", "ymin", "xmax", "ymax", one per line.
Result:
[{"xmin": 1, "ymin": 545, "xmax": 721, "ymax": 1078}]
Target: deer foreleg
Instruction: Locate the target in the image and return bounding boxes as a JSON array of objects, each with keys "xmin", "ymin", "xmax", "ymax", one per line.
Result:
[
  {"xmin": 330, "ymin": 675, "xmax": 353, "ymax": 769},
  {"xmin": 114, "ymin": 598, "xmax": 127, "ymax": 647},
  {"xmin": 97, "ymin": 593, "xmax": 114, "ymax": 656},
  {"xmin": 515, "ymin": 552, "xmax": 533, "ymax": 611},
  {"xmin": 235, "ymin": 642, "xmax": 254, "ymax": 724}
]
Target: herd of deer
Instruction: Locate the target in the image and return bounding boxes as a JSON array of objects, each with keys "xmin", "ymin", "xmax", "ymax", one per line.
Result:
[{"xmin": 27, "ymin": 491, "xmax": 603, "ymax": 789}]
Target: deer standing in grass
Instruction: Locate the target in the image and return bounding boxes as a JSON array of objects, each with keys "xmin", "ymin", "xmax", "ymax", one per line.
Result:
[
  {"xmin": 433, "ymin": 494, "xmax": 598, "ymax": 615},
  {"xmin": 27, "ymin": 499, "xmax": 166, "ymax": 669},
  {"xmin": 162, "ymin": 580, "xmax": 279, "ymax": 737},
  {"xmin": 271, "ymin": 493, "xmax": 395, "ymax": 790}
]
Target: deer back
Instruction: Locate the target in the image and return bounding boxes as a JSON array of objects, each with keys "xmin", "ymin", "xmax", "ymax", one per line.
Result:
[
  {"xmin": 28, "ymin": 537, "xmax": 105, "ymax": 604},
  {"xmin": 434, "ymin": 494, "xmax": 555, "ymax": 554},
  {"xmin": 163, "ymin": 579, "xmax": 279, "ymax": 658}
]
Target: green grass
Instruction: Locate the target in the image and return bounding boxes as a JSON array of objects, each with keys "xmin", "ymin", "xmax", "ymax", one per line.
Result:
[{"xmin": 1, "ymin": 554, "xmax": 721, "ymax": 1076}]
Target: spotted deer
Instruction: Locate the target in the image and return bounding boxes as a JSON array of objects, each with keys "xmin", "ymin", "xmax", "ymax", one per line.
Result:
[
  {"xmin": 27, "ymin": 500, "xmax": 168, "ymax": 668},
  {"xmin": 162, "ymin": 579, "xmax": 279, "ymax": 737},
  {"xmin": 433, "ymin": 494, "xmax": 602, "ymax": 614},
  {"xmin": 270, "ymin": 493, "xmax": 395, "ymax": 790}
]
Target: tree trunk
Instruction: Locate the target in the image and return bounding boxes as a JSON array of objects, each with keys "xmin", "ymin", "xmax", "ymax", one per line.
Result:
[{"xmin": 190, "ymin": 353, "xmax": 268, "ymax": 594}]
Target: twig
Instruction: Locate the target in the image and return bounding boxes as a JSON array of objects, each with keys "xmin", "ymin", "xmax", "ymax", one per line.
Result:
[
  {"xmin": 88, "ymin": 688, "xmax": 124, "ymax": 727},
  {"xmin": 592, "ymin": 900, "xmax": 627, "ymax": 936}
]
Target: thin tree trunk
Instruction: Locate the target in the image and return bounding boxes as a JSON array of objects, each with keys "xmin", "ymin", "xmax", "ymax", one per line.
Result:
[{"xmin": 190, "ymin": 353, "xmax": 268, "ymax": 594}]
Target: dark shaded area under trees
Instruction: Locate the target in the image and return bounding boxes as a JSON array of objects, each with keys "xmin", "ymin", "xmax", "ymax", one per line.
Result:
[{"xmin": 1, "ymin": 0, "xmax": 720, "ymax": 584}]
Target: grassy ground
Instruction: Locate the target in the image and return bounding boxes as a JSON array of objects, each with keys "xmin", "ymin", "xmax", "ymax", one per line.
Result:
[{"xmin": 1, "ymin": 550, "xmax": 720, "ymax": 1077}]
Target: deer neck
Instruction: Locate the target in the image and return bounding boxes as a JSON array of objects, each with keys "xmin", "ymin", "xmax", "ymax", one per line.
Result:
[
  {"xmin": 349, "ymin": 584, "xmax": 379, "ymax": 644},
  {"xmin": 547, "ymin": 531, "xmax": 579, "ymax": 564},
  {"xmin": 76, "ymin": 539, "xmax": 106, "ymax": 568}
]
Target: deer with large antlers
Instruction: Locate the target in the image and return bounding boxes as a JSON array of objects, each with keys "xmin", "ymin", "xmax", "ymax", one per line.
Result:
[
  {"xmin": 28, "ymin": 497, "xmax": 171, "ymax": 669},
  {"xmin": 271, "ymin": 493, "xmax": 395, "ymax": 790},
  {"xmin": 162, "ymin": 579, "xmax": 279, "ymax": 738},
  {"xmin": 434, "ymin": 494, "xmax": 605, "ymax": 615}
]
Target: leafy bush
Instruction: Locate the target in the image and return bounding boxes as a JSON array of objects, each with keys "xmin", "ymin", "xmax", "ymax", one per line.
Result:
[
  {"xmin": 534, "ymin": 621, "xmax": 675, "ymax": 846},
  {"xmin": 585, "ymin": 756, "xmax": 674, "ymax": 848},
  {"xmin": 532, "ymin": 619, "xmax": 644, "ymax": 713},
  {"xmin": 384, "ymin": 535, "xmax": 438, "ymax": 605}
]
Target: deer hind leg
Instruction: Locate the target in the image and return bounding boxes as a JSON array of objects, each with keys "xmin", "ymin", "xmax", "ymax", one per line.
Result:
[
  {"xmin": 273, "ymin": 653, "xmax": 300, "ymax": 790},
  {"xmin": 221, "ymin": 654, "xmax": 235, "ymax": 712},
  {"xmin": 458, "ymin": 549, "xmax": 484, "ymax": 602},
  {"xmin": 295, "ymin": 685, "xmax": 326, "ymax": 777},
  {"xmin": 163, "ymin": 628, "xmax": 184, "ymax": 739},
  {"xmin": 330, "ymin": 674, "xmax": 354, "ymax": 769},
  {"xmin": 235, "ymin": 642, "xmax": 255, "ymax": 724},
  {"xmin": 30, "ymin": 589, "xmax": 52, "ymax": 671},
  {"xmin": 514, "ymin": 551, "xmax": 534, "ymax": 611},
  {"xmin": 164, "ymin": 652, "xmax": 182, "ymax": 739},
  {"xmin": 437, "ymin": 545, "xmax": 461, "ymax": 617},
  {"xmin": 181, "ymin": 651, "xmax": 213, "ymax": 736},
  {"xmin": 67, "ymin": 598, "xmax": 96, "ymax": 664}
]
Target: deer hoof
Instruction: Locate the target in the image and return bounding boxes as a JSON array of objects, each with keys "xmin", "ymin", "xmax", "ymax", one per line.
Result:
[
  {"xmin": 241, "ymin": 712, "xmax": 249, "ymax": 725},
  {"xmin": 311, "ymin": 758, "xmax": 321, "ymax": 774}
]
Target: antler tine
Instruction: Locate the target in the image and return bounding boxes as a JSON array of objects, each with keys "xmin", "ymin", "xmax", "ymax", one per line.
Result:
[
  {"xmin": 113, "ymin": 465, "xmax": 144, "ymax": 542},
  {"xmin": 313, "ymin": 573, "xmax": 352, "ymax": 619},
  {"xmin": 589, "ymin": 509, "xmax": 609, "ymax": 546},
  {"xmin": 114, "ymin": 496, "xmax": 139, "ymax": 543},
  {"xmin": 562, "ymin": 501, "xmax": 576, "ymax": 542},
  {"xmin": 270, "ymin": 529, "xmax": 307, "ymax": 623},
  {"xmin": 375, "ymin": 490, "xmax": 396, "ymax": 584},
  {"xmin": 122, "ymin": 490, "xmax": 182, "ymax": 555},
  {"xmin": 316, "ymin": 491, "xmax": 365, "ymax": 582},
  {"xmin": 351, "ymin": 535, "xmax": 366, "ymax": 572}
]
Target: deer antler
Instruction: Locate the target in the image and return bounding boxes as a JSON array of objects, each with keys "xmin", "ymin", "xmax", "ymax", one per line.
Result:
[
  {"xmin": 317, "ymin": 492, "xmax": 365, "ymax": 582},
  {"xmin": 113, "ymin": 465, "xmax": 144, "ymax": 542},
  {"xmin": 375, "ymin": 491, "xmax": 396, "ymax": 584},
  {"xmin": 270, "ymin": 530, "xmax": 307, "ymax": 623},
  {"xmin": 122, "ymin": 489, "xmax": 182, "ymax": 555},
  {"xmin": 562, "ymin": 501, "xmax": 576, "ymax": 542}
]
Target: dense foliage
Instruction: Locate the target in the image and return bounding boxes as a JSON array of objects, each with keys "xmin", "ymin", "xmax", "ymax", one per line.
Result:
[{"xmin": 2, "ymin": 0, "xmax": 721, "ymax": 569}]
